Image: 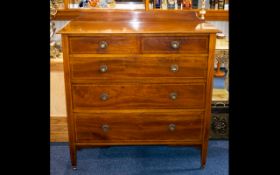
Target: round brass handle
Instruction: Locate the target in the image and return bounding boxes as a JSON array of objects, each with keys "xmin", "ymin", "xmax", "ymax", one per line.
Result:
[
  {"xmin": 101, "ymin": 124, "xmax": 109, "ymax": 132},
  {"xmin": 99, "ymin": 64, "xmax": 108, "ymax": 73},
  {"xmin": 171, "ymin": 41, "xmax": 180, "ymax": 49},
  {"xmin": 170, "ymin": 64, "xmax": 179, "ymax": 72},
  {"xmin": 169, "ymin": 123, "xmax": 176, "ymax": 131},
  {"xmin": 100, "ymin": 93, "xmax": 109, "ymax": 101},
  {"xmin": 169, "ymin": 92, "xmax": 177, "ymax": 100},
  {"xmin": 99, "ymin": 41, "xmax": 108, "ymax": 49}
]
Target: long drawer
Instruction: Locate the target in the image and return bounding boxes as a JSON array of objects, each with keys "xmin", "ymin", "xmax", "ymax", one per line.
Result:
[
  {"xmin": 75, "ymin": 111, "xmax": 204, "ymax": 143},
  {"xmin": 70, "ymin": 56, "xmax": 208, "ymax": 79},
  {"xmin": 72, "ymin": 83, "xmax": 206, "ymax": 110}
]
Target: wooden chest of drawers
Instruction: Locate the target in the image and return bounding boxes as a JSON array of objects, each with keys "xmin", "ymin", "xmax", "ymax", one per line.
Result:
[{"xmin": 58, "ymin": 11, "xmax": 219, "ymax": 170}]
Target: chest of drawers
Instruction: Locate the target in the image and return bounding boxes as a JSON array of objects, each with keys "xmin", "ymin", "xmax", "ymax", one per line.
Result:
[{"xmin": 58, "ymin": 11, "xmax": 219, "ymax": 169}]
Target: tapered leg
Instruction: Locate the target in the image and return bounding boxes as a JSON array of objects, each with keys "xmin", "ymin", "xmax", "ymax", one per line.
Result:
[
  {"xmin": 201, "ymin": 142, "xmax": 208, "ymax": 169},
  {"xmin": 69, "ymin": 143, "xmax": 77, "ymax": 170}
]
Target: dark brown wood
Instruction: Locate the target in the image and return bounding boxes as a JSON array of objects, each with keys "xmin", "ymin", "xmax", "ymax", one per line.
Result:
[
  {"xmin": 57, "ymin": 11, "xmax": 220, "ymax": 35},
  {"xmin": 58, "ymin": 21, "xmax": 219, "ymax": 35},
  {"xmin": 75, "ymin": 111, "xmax": 204, "ymax": 143},
  {"xmin": 69, "ymin": 36, "xmax": 140, "ymax": 54},
  {"xmin": 62, "ymin": 35, "xmax": 77, "ymax": 167},
  {"xmin": 76, "ymin": 140, "xmax": 202, "ymax": 146},
  {"xmin": 53, "ymin": 9, "xmax": 228, "ymax": 21},
  {"xmin": 141, "ymin": 36, "xmax": 209, "ymax": 54},
  {"xmin": 201, "ymin": 33, "xmax": 217, "ymax": 167},
  {"xmin": 60, "ymin": 11, "xmax": 219, "ymax": 169},
  {"xmin": 70, "ymin": 55, "xmax": 208, "ymax": 79},
  {"xmin": 56, "ymin": 9, "xmax": 201, "ymax": 22},
  {"xmin": 72, "ymin": 83, "xmax": 205, "ymax": 109},
  {"xmin": 71, "ymin": 76, "xmax": 206, "ymax": 85}
]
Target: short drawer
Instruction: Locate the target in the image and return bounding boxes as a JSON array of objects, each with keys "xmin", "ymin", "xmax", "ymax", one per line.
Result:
[
  {"xmin": 141, "ymin": 36, "xmax": 209, "ymax": 54},
  {"xmin": 72, "ymin": 83, "xmax": 205, "ymax": 110},
  {"xmin": 69, "ymin": 36, "xmax": 139, "ymax": 54},
  {"xmin": 75, "ymin": 111, "xmax": 203, "ymax": 143},
  {"xmin": 70, "ymin": 56, "xmax": 208, "ymax": 79}
]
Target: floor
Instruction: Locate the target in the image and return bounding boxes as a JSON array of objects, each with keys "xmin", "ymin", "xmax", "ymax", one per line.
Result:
[{"xmin": 51, "ymin": 140, "xmax": 228, "ymax": 175}]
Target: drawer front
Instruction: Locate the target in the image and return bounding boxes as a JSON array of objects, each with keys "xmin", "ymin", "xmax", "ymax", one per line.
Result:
[
  {"xmin": 72, "ymin": 84, "xmax": 205, "ymax": 110},
  {"xmin": 141, "ymin": 36, "xmax": 209, "ymax": 54},
  {"xmin": 69, "ymin": 36, "xmax": 139, "ymax": 54},
  {"xmin": 75, "ymin": 111, "xmax": 203, "ymax": 143},
  {"xmin": 70, "ymin": 56, "xmax": 208, "ymax": 79}
]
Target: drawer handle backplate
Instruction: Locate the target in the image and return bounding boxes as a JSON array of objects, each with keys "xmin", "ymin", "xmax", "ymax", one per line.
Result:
[
  {"xmin": 100, "ymin": 93, "xmax": 109, "ymax": 101},
  {"xmin": 99, "ymin": 64, "xmax": 108, "ymax": 73},
  {"xmin": 99, "ymin": 41, "xmax": 108, "ymax": 49},
  {"xmin": 171, "ymin": 41, "xmax": 180, "ymax": 49},
  {"xmin": 169, "ymin": 92, "xmax": 177, "ymax": 100},
  {"xmin": 170, "ymin": 64, "xmax": 179, "ymax": 72},
  {"xmin": 169, "ymin": 123, "xmax": 176, "ymax": 131},
  {"xmin": 101, "ymin": 124, "xmax": 109, "ymax": 132}
]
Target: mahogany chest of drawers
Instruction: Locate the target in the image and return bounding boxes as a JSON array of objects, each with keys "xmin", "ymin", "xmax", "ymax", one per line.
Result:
[{"xmin": 58, "ymin": 11, "xmax": 219, "ymax": 169}]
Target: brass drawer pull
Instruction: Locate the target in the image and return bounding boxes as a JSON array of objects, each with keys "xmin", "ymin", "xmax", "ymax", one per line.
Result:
[
  {"xmin": 99, "ymin": 41, "xmax": 108, "ymax": 49},
  {"xmin": 99, "ymin": 64, "xmax": 108, "ymax": 73},
  {"xmin": 169, "ymin": 92, "xmax": 177, "ymax": 100},
  {"xmin": 169, "ymin": 123, "xmax": 176, "ymax": 131},
  {"xmin": 171, "ymin": 41, "xmax": 180, "ymax": 49},
  {"xmin": 170, "ymin": 64, "xmax": 179, "ymax": 72},
  {"xmin": 101, "ymin": 124, "xmax": 109, "ymax": 132},
  {"xmin": 100, "ymin": 93, "xmax": 109, "ymax": 101}
]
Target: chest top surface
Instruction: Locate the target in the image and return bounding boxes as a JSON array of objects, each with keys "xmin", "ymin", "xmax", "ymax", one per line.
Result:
[{"xmin": 57, "ymin": 11, "xmax": 220, "ymax": 35}]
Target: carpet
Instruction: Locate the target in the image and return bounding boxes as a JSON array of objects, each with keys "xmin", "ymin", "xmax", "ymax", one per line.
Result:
[{"xmin": 51, "ymin": 141, "xmax": 228, "ymax": 175}]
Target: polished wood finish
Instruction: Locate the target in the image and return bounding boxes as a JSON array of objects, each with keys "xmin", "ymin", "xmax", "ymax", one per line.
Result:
[
  {"xmin": 72, "ymin": 83, "xmax": 205, "ymax": 109},
  {"xmin": 141, "ymin": 36, "xmax": 209, "ymax": 54},
  {"xmin": 60, "ymin": 11, "xmax": 219, "ymax": 168},
  {"xmin": 54, "ymin": 9, "xmax": 199, "ymax": 21},
  {"xmin": 75, "ymin": 111, "xmax": 203, "ymax": 143},
  {"xmin": 52, "ymin": 9, "xmax": 228, "ymax": 21},
  {"xmin": 69, "ymin": 36, "xmax": 139, "ymax": 54},
  {"xmin": 201, "ymin": 33, "xmax": 216, "ymax": 167},
  {"xmin": 69, "ymin": 35, "xmax": 209, "ymax": 54},
  {"xmin": 62, "ymin": 35, "xmax": 77, "ymax": 167},
  {"xmin": 70, "ymin": 55, "xmax": 208, "ymax": 79},
  {"xmin": 58, "ymin": 21, "xmax": 218, "ymax": 35},
  {"xmin": 58, "ymin": 10, "xmax": 202, "ymax": 22},
  {"xmin": 50, "ymin": 88, "xmax": 225, "ymax": 142}
]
